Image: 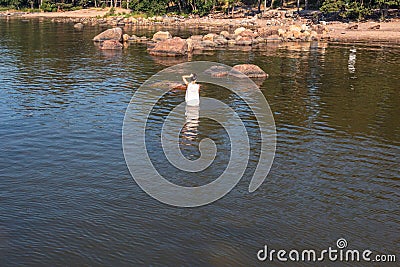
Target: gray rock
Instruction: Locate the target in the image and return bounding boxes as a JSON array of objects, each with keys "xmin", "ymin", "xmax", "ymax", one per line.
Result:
[
  {"xmin": 93, "ymin": 27, "xmax": 123, "ymax": 42},
  {"xmin": 152, "ymin": 31, "xmax": 172, "ymax": 42},
  {"xmin": 231, "ymin": 64, "xmax": 268, "ymax": 78},
  {"xmin": 73, "ymin": 23, "xmax": 84, "ymax": 30},
  {"xmin": 100, "ymin": 40, "xmax": 123, "ymax": 50},
  {"xmin": 147, "ymin": 37, "xmax": 188, "ymax": 57}
]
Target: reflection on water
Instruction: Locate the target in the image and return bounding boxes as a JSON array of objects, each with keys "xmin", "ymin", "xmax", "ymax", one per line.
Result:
[
  {"xmin": 182, "ymin": 104, "xmax": 200, "ymax": 142},
  {"xmin": 348, "ymin": 48, "xmax": 357, "ymax": 74},
  {"xmin": 0, "ymin": 19, "xmax": 399, "ymax": 266}
]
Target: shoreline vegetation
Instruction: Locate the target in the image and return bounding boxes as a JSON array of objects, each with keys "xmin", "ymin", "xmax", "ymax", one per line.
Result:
[{"xmin": 1, "ymin": 4, "xmax": 399, "ymax": 45}]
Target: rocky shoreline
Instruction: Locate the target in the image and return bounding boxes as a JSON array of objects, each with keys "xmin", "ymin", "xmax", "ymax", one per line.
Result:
[
  {"xmin": 2, "ymin": 8, "xmax": 400, "ymax": 45},
  {"xmin": 92, "ymin": 25, "xmax": 326, "ymax": 54}
]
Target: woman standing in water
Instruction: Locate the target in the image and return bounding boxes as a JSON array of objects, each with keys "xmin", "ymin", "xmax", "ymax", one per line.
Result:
[{"xmin": 182, "ymin": 73, "xmax": 200, "ymax": 106}]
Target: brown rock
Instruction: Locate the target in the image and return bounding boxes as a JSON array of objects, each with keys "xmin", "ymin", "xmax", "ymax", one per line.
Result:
[
  {"xmin": 234, "ymin": 27, "xmax": 247, "ymax": 36},
  {"xmin": 203, "ymin": 33, "xmax": 218, "ymax": 42},
  {"xmin": 190, "ymin": 35, "xmax": 204, "ymax": 41},
  {"xmin": 236, "ymin": 36, "xmax": 253, "ymax": 46},
  {"xmin": 152, "ymin": 31, "xmax": 172, "ymax": 42},
  {"xmin": 239, "ymin": 29, "xmax": 256, "ymax": 38},
  {"xmin": 310, "ymin": 31, "xmax": 318, "ymax": 40},
  {"xmin": 149, "ymin": 81, "xmax": 186, "ymax": 90},
  {"xmin": 226, "ymin": 34, "xmax": 237, "ymax": 40},
  {"xmin": 201, "ymin": 40, "xmax": 216, "ymax": 48},
  {"xmin": 259, "ymin": 28, "xmax": 278, "ymax": 37},
  {"xmin": 147, "ymin": 37, "xmax": 188, "ymax": 57},
  {"xmin": 100, "ymin": 40, "xmax": 123, "ymax": 50},
  {"xmin": 123, "ymin": 34, "xmax": 130, "ymax": 42},
  {"xmin": 187, "ymin": 39, "xmax": 203, "ymax": 50},
  {"xmin": 74, "ymin": 23, "xmax": 83, "ymax": 30},
  {"xmin": 256, "ymin": 37, "xmax": 266, "ymax": 43},
  {"xmin": 292, "ymin": 31, "xmax": 301, "ymax": 39},
  {"xmin": 93, "ymin": 27, "xmax": 123, "ymax": 42},
  {"xmin": 369, "ymin": 24, "xmax": 380, "ymax": 30},
  {"xmin": 227, "ymin": 40, "xmax": 236, "ymax": 46},
  {"xmin": 289, "ymin": 25, "xmax": 301, "ymax": 33},
  {"xmin": 347, "ymin": 24, "xmax": 358, "ymax": 30},
  {"xmin": 173, "ymin": 84, "xmax": 187, "ymax": 90},
  {"xmin": 220, "ymin": 31, "xmax": 230, "ymax": 38},
  {"xmin": 231, "ymin": 64, "xmax": 268, "ymax": 78},
  {"xmin": 313, "ymin": 24, "xmax": 329, "ymax": 34},
  {"xmin": 214, "ymin": 36, "xmax": 228, "ymax": 46},
  {"xmin": 266, "ymin": 35, "xmax": 281, "ymax": 42},
  {"xmin": 204, "ymin": 66, "xmax": 229, "ymax": 77},
  {"xmin": 127, "ymin": 35, "xmax": 138, "ymax": 42}
]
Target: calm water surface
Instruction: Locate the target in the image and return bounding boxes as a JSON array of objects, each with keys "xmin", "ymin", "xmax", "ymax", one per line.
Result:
[{"xmin": 0, "ymin": 19, "xmax": 399, "ymax": 266}]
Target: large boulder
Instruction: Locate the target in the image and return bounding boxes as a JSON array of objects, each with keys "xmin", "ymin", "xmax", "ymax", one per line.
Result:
[
  {"xmin": 187, "ymin": 38, "xmax": 203, "ymax": 51},
  {"xmin": 152, "ymin": 31, "xmax": 172, "ymax": 42},
  {"xmin": 200, "ymin": 40, "xmax": 216, "ymax": 48},
  {"xmin": 203, "ymin": 33, "xmax": 218, "ymax": 42},
  {"xmin": 214, "ymin": 36, "xmax": 228, "ymax": 46},
  {"xmin": 220, "ymin": 31, "xmax": 230, "ymax": 38},
  {"xmin": 190, "ymin": 35, "xmax": 204, "ymax": 41},
  {"xmin": 288, "ymin": 25, "xmax": 302, "ymax": 33},
  {"xmin": 148, "ymin": 37, "xmax": 188, "ymax": 56},
  {"xmin": 100, "ymin": 40, "xmax": 123, "ymax": 50},
  {"xmin": 122, "ymin": 34, "xmax": 130, "ymax": 42},
  {"xmin": 235, "ymin": 36, "xmax": 253, "ymax": 46},
  {"xmin": 74, "ymin": 23, "xmax": 83, "ymax": 30},
  {"xmin": 231, "ymin": 64, "xmax": 268, "ymax": 78},
  {"xmin": 239, "ymin": 29, "xmax": 256, "ymax": 38},
  {"xmin": 234, "ymin": 27, "xmax": 247, "ymax": 36},
  {"xmin": 93, "ymin": 27, "xmax": 123, "ymax": 42}
]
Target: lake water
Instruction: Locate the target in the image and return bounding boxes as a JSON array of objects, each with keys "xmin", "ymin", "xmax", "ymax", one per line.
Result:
[{"xmin": 0, "ymin": 19, "xmax": 399, "ymax": 266}]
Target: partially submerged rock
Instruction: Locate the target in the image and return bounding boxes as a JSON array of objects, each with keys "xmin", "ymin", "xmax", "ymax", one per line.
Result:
[
  {"xmin": 147, "ymin": 37, "xmax": 188, "ymax": 56},
  {"xmin": 100, "ymin": 40, "xmax": 123, "ymax": 50},
  {"xmin": 93, "ymin": 27, "xmax": 123, "ymax": 42},
  {"xmin": 149, "ymin": 81, "xmax": 187, "ymax": 90},
  {"xmin": 73, "ymin": 23, "xmax": 83, "ymax": 30},
  {"xmin": 204, "ymin": 65, "xmax": 229, "ymax": 77},
  {"xmin": 152, "ymin": 31, "xmax": 172, "ymax": 42},
  {"xmin": 122, "ymin": 34, "xmax": 130, "ymax": 42},
  {"xmin": 231, "ymin": 64, "xmax": 268, "ymax": 78}
]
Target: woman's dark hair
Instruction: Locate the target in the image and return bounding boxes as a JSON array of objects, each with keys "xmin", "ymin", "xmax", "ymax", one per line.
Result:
[{"xmin": 190, "ymin": 73, "xmax": 197, "ymax": 82}]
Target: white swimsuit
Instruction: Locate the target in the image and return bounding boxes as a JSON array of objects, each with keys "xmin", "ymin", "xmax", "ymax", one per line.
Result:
[{"xmin": 185, "ymin": 83, "xmax": 200, "ymax": 106}]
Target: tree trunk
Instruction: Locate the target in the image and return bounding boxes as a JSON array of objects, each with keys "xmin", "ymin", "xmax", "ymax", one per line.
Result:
[
  {"xmin": 297, "ymin": 0, "xmax": 299, "ymax": 12},
  {"xmin": 177, "ymin": 0, "xmax": 182, "ymax": 13},
  {"xmin": 305, "ymin": 0, "xmax": 308, "ymax": 10},
  {"xmin": 270, "ymin": 0, "xmax": 274, "ymax": 8}
]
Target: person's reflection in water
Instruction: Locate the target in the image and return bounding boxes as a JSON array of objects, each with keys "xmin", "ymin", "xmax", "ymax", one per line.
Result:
[{"xmin": 181, "ymin": 104, "xmax": 200, "ymax": 143}]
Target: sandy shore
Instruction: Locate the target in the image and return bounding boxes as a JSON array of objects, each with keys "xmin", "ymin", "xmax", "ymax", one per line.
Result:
[
  {"xmin": 20, "ymin": 8, "xmax": 110, "ymax": 18},
  {"xmin": 2, "ymin": 8, "xmax": 399, "ymax": 44},
  {"xmin": 327, "ymin": 21, "xmax": 400, "ymax": 44}
]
